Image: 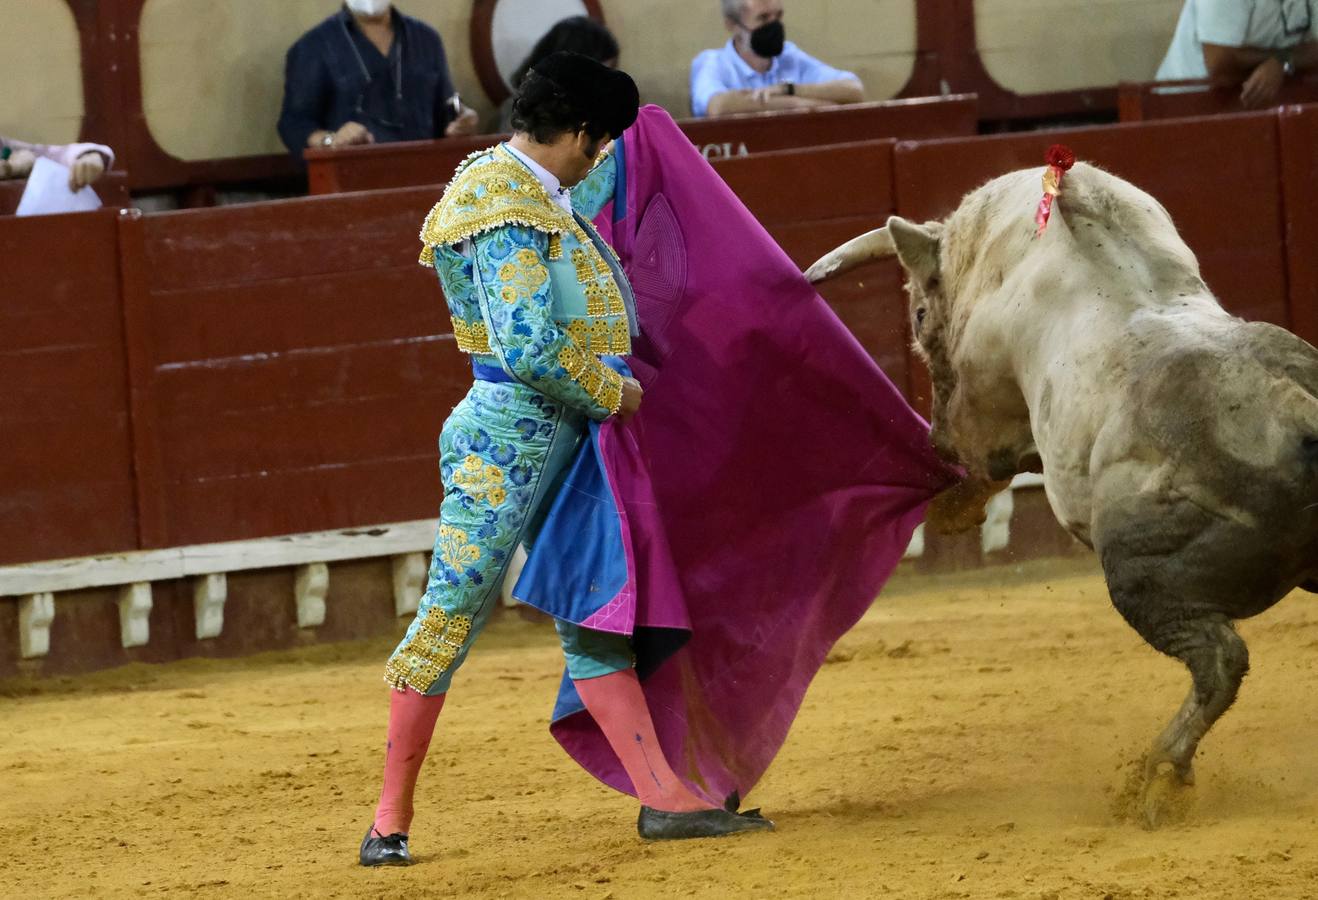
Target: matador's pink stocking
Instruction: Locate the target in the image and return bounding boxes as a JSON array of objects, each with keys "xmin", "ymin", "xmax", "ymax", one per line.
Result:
[
  {"xmin": 573, "ymin": 669, "xmax": 712, "ymax": 812},
  {"xmin": 372, "ymin": 688, "xmax": 446, "ymax": 836}
]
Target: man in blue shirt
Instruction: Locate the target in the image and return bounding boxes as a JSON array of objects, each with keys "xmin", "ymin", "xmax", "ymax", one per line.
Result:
[
  {"xmin": 690, "ymin": 0, "xmax": 864, "ymax": 117},
  {"xmin": 278, "ymin": 1, "xmax": 480, "ymax": 160}
]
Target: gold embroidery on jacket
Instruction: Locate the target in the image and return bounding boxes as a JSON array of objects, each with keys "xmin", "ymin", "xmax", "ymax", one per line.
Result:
[
  {"xmin": 384, "ymin": 606, "xmax": 477, "ymax": 693},
  {"xmin": 417, "ymin": 147, "xmax": 574, "ymax": 268},
  {"xmin": 558, "ymin": 343, "xmax": 624, "ymax": 414},
  {"xmin": 451, "ymin": 318, "xmax": 491, "ymax": 354}
]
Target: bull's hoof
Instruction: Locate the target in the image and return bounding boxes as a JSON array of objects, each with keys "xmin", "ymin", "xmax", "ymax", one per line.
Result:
[
  {"xmin": 1112, "ymin": 755, "xmax": 1195, "ymax": 828},
  {"xmin": 1139, "ymin": 765, "xmax": 1195, "ymax": 830}
]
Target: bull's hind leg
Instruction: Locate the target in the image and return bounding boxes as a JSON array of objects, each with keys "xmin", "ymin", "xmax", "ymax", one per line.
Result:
[
  {"xmin": 1139, "ymin": 618, "xmax": 1249, "ymax": 783},
  {"xmin": 1108, "ymin": 588, "xmax": 1250, "ymax": 828}
]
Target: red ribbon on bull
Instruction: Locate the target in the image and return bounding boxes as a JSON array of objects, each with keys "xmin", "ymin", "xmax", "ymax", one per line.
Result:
[{"xmin": 1034, "ymin": 144, "xmax": 1076, "ymax": 238}]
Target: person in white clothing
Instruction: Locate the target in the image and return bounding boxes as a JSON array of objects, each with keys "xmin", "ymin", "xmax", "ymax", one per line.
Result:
[
  {"xmin": 1156, "ymin": 0, "xmax": 1318, "ymax": 107},
  {"xmin": 0, "ymin": 136, "xmax": 114, "ymax": 191}
]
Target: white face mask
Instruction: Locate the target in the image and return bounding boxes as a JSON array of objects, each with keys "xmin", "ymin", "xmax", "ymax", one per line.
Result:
[{"xmin": 346, "ymin": 0, "xmax": 391, "ymax": 16}]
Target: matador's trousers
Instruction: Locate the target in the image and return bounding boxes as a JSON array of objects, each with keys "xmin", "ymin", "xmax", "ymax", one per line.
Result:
[{"xmin": 384, "ymin": 364, "xmax": 633, "ymax": 696}]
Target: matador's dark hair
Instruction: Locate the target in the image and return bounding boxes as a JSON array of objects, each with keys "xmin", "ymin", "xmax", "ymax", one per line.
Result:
[{"xmin": 510, "ymin": 51, "xmax": 639, "ymax": 144}]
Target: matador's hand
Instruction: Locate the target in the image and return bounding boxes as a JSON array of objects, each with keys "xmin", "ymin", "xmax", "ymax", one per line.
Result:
[{"xmin": 617, "ymin": 377, "xmax": 643, "ymax": 423}]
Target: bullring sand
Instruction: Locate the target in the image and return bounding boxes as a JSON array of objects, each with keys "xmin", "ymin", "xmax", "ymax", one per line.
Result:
[{"xmin": 5, "ymin": 558, "xmax": 1318, "ymax": 899}]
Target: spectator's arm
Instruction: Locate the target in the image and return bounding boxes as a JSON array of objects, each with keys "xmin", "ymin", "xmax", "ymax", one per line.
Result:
[
  {"xmin": 1202, "ymin": 43, "xmax": 1276, "ymax": 82},
  {"xmin": 706, "ymin": 90, "xmax": 827, "ymax": 116},
  {"xmin": 1195, "ymin": 0, "xmax": 1257, "ymax": 83},
  {"xmin": 278, "ymin": 40, "xmax": 331, "ymax": 155},
  {"xmin": 3, "ymin": 138, "xmax": 114, "ymax": 170},
  {"xmin": 785, "ymin": 46, "xmax": 865, "ymax": 104},
  {"xmin": 793, "ymin": 78, "xmax": 865, "ymax": 104}
]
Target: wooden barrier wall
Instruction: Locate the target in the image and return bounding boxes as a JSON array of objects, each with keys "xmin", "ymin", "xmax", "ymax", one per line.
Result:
[
  {"xmin": 1280, "ymin": 105, "xmax": 1318, "ymax": 348},
  {"xmin": 0, "ymin": 209, "xmax": 138, "ymax": 566},
  {"xmin": 1119, "ymin": 77, "xmax": 1318, "ymax": 122},
  {"xmin": 118, "ymin": 188, "xmax": 466, "ymax": 548},
  {"xmin": 306, "ymin": 96, "xmax": 978, "ymax": 196},
  {"xmin": 3, "ymin": 107, "xmax": 1316, "ymax": 573}
]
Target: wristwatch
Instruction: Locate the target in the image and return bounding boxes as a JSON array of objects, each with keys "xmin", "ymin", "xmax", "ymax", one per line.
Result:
[
  {"xmin": 783, "ymin": 81, "xmax": 796, "ymax": 96},
  {"xmin": 320, "ymin": 132, "xmax": 335, "ymax": 148}
]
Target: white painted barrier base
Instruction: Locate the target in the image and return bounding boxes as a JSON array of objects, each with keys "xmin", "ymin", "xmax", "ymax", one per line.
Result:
[{"xmin": 2, "ymin": 475, "xmax": 1050, "ymax": 660}]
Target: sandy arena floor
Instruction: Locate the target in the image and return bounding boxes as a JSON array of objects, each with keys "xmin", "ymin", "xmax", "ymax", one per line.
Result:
[{"xmin": 5, "ymin": 557, "xmax": 1318, "ymax": 899}]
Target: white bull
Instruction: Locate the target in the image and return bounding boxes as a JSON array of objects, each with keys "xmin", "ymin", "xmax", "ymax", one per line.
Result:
[{"xmin": 808, "ymin": 162, "xmax": 1318, "ymax": 827}]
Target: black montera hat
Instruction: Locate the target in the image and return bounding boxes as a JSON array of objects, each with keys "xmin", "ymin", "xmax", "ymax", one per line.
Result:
[{"xmin": 527, "ymin": 51, "xmax": 639, "ymax": 137}]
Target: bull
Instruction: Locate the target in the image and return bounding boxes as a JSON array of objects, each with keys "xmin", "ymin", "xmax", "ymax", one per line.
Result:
[{"xmin": 807, "ymin": 161, "xmax": 1318, "ymax": 827}]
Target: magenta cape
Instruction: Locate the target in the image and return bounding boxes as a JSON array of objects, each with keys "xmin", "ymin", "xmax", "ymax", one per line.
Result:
[{"xmin": 546, "ymin": 106, "xmax": 959, "ymax": 804}]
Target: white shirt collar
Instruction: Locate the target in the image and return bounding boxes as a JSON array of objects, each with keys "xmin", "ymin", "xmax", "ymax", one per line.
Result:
[{"xmin": 503, "ymin": 143, "xmax": 574, "ymax": 215}]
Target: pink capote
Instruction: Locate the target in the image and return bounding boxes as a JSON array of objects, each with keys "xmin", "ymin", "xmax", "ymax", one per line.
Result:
[{"xmin": 549, "ymin": 106, "xmax": 960, "ymax": 804}]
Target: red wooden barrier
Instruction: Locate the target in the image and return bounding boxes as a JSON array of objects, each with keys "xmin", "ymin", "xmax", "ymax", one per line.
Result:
[
  {"xmin": 116, "ymin": 186, "xmax": 466, "ymax": 548},
  {"xmin": 305, "ymin": 96, "xmax": 978, "ymax": 196},
  {"xmin": 1280, "ymin": 104, "xmax": 1318, "ymax": 348},
  {"xmin": 712, "ymin": 141, "xmax": 912, "ymax": 398},
  {"xmin": 681, "ymin": 95, "xmax": 977, "ymax": 160},
  {"xmin": 1119, "ymin": 78, "xmax": 1318, "ymax": 122},
  {"xmin": 0, "ymin": 208, "xmax": 139, "ymax": 565},
  {"xmin": 3, "ymin": 109, "xmax": 1313, "ymax": 568},
  {"xmin": 305, "ymin": 135, "xmax": 490, "ymax": 196}
]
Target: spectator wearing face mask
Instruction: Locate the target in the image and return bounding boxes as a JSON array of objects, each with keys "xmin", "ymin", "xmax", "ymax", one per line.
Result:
[
  {"xmin": 690, "ymin": 0, "xmax": 864, "ymax": 118},
  {"xmin": 278, "ymin": 1, "xmax": 480, "ymax": 160},
  {"xmin": 0, "ymin": 136, "xmax": 114, "ymax": 190}
]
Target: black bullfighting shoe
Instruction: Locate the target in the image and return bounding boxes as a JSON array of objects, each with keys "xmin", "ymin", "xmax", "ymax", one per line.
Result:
[
  {"xmin": 359, "ymin": 826, "xmax": 411, "ymax": 866},
  {"xmin": 637, "ymin": 806, "xmax": 775, "ymax": 841}
]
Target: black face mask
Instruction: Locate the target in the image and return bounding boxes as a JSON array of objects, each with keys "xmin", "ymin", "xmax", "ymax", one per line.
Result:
[{"xmin": 746, "ymin": 19, "xmax": 786, "ymax": 58}]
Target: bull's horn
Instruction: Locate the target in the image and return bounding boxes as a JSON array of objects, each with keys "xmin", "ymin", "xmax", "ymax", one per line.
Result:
[{"xmin": 803, "ymin": 226, "xmax": 895, "ymax": 283}]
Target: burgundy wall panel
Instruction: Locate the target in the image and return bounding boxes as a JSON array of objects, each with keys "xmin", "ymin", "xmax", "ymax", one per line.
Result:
[
  {"xmin": 123, "ymin": 187, "xmax": 465, "ymax": 547},
  {"xmin": 0, "ymin": 209, "xmax": 138, "ymax": 565},
  {"xmin": 892, "ymin": 113, "xmax": 1290, "ymax": 328},
  {"xmin": 305, "ymin": 98, "xmax": 976, "ymax": 196},
  {"xmin": 1118, "ymin": 77, "xmax": 1318, "ymax": 122},
  {"xmin": 1280, "ymin": 106, "xmax": 1318, "ymax": 348}
]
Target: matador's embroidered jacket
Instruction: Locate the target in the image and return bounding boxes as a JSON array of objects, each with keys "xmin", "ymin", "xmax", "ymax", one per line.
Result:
[
  {"xmin": 417, "ymin": 143, "xmax": 637, "ymax": 418},
  {"xmin": 382, "ymin": 143, "xmax": 638, "ymax": 696}
]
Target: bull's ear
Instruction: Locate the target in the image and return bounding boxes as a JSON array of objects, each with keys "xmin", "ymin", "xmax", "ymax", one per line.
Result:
[{"xmin": 886, "ymin": 216, "xmax": 941, "ymax": 285}]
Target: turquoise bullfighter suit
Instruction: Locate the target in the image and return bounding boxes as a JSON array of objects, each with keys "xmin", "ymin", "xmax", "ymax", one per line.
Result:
[{"xmin": 385, "ymin": 142, "xmax": 636, "ymax": 696}]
